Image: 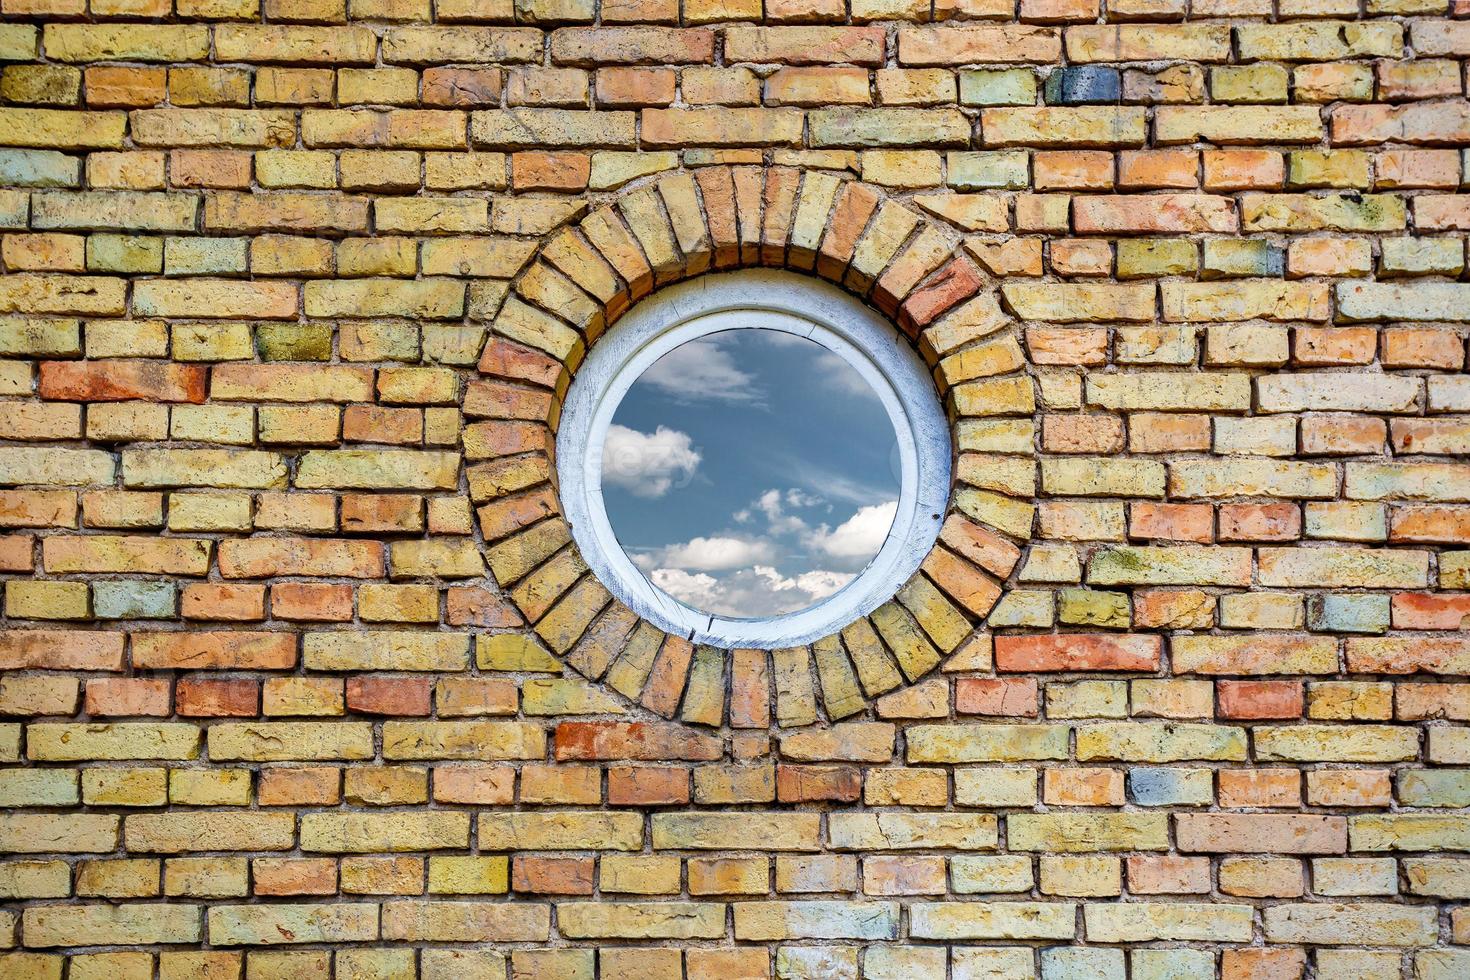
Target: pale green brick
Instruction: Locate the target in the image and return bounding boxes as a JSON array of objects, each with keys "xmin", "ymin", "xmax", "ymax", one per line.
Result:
[
  {"xmin": 959, "ymin": 69, "xmax": 1037, "ymax": 106},
  {"xmin": 92, "ymin": 580, "xmax": 175, "ymax": 620}
]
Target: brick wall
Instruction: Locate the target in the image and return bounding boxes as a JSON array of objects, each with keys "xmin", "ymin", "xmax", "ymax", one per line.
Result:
[{"xmin": 0, "ymin": 0, "xmax": 1469, "ymax": 976}]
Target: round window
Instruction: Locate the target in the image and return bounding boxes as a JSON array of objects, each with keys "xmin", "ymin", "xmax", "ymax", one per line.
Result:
[{"xmin": 557, "ymin": 270, "xmax": 951, "ymax": 649}]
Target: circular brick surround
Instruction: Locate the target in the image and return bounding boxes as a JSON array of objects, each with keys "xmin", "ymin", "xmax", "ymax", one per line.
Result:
[{"xmin": 473, "ymin": 167, "xmax": 1041, "ymax": 727}]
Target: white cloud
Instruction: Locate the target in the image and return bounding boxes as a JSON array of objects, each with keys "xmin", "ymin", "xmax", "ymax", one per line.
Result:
[
  {"xmin": 601, "ymin": 424, "xmax": 700, "ymax": 498},
  {"xmin": 750, "ymin": 488, "xmax": 809, "ymax": 536},
  {"xmin": 648, "ymin": 568, "xmax": 722, "ymax": 609},
  {"xmin": 649, "ymin": 564, "xmax": 855, "ymax": 618},
  {"xmin": 793, "ymin": 569, "xmax": 855, "ymax": 600},
  {"xmin": 806, "ymin": 500, "xmax": 899, "ymax": 562},
  {"xmin": 644, "ymin": 535, "xmax": 774, "ymax": 572},
  {"xmin": 639, "ymin": 336, "xmax": 760, "ymax": 404}
]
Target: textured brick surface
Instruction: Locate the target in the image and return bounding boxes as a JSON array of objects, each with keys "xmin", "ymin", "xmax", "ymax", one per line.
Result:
[{"xmin": 0, "ymin": 0, "xmax": 1468, "ymax": 974}]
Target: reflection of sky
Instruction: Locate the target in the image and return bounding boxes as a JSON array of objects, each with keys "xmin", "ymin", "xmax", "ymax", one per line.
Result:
[{"xmin": 602, "ymin": 327, "xmax": 900, "ymax": 618}]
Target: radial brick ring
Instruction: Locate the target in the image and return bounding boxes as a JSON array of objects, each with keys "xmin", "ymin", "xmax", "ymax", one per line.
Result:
[{"xmin": 471, "ymin": 166, "xmax": 1040, "ymax": 727}]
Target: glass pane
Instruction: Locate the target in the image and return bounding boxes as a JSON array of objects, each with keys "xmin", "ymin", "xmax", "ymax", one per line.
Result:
[{"xmin": 601, "ymin": 327, "xmax": 900, "ymax": 620}]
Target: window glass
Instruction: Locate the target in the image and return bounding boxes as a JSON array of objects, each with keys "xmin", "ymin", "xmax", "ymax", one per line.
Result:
[{"xmin": 601, "ymin": 327, "xmax": 900, "ymax": 619}]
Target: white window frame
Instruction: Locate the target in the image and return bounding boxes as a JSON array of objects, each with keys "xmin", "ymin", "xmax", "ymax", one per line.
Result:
[{"xmin": 556, "ymin": 268, "xmax": 952, "ymax": 649}]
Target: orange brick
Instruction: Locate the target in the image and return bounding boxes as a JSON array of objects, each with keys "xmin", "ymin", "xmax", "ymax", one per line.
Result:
[
  {"xmin": 511, "ymin": 151, "xmax": 591, "ymax": 192},
  {"xmin": 1119, "ymin": 149, "xmax": 1198, "ymax": 189},
  {"xmin": 271, "ymin": 583, "xmax": 355, "ymax": 622},
  {"xmin": 1130, "ymin": 502, "xmax": 1213, "ymax": 543},
  {"xmin": 258, "ymin": 767, "xmax": 340, "ymax": 807},
  {"xmin": 1043, "ymin": 767, "xmax": 1124, "ymax": 806},
  {"xmin": 181, "ymin": 583, "xmax": 266, "ymax": 621},
  {"xmin": 1219, "ymin": 769, "xmax": 1301, "ymax": 808},
  {"xmin": 1033, "ymin": 150, "xmax": 1113, "ymax": 191},
  {"xmin": 85, "ymin": 66, "xmax": 166, "ymax": 107},
  {"xmin": 85, "ymin": 677, "xmax": 170, "ymax": 717}
]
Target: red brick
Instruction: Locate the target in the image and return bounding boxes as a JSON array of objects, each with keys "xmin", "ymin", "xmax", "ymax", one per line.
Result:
[
  {"xmin": 596, "ymin": 67, "xmax": 676, "ymax": 106},
  {"xmin": 640, "ymin": 635, "xmax": 693, "ymax": 716},
  {"xmin": 555, "ymin": 721, "xmax": 722, "ymax": 761},
  {"xmin": 1203, "ymin": 149, "xmax": 1284, "ymax": 191},
  {"xmin": 1126, "ymin": 855, "xmax": 1210, "ymax": 895},
  {"xmin": 1218, "ymin": 680, "xmax": 1304, "ymax": 720},
  {"xmin": 955, "ymin": 677, "xmax": 1038, "ymax": 717},
  {"xmin": 39, "ymin": 360, "xmax": 206, "ymax": 403},
  {"xmin": 477, "ymin": 487, "xmax": 559, "ymax": 542},
  {"xmin": 862, "ymin": 855, "xmax": 946, "ymax": 895},
  {"xmin": 1392, "ymin": 593, "xmax": 1470, "ymax": 630},
  {"xmin": 995, "ymin": 634, "xmax": 1162, "ymax": 672},
  {"xmin": 341, "ymin": 495, "xmax": 423, "ymax": 534},
  {"xmin": 815, "ymin": 181, "xmax": 880, "ymax": 281},
  {"xmin": 729, "ymin": 648, "xmax": 771, "ymax": 729},
  {"xmin": 1391, "ymin": 505, "xmax": 1470, "ymax": 544},
  {"xmin": 1027, "ymin": 328, "xmax": 1109, "ymax": 367},
  {"xmin": 446, "ymin": 587, "xmax": 523, "ymax": 627},
  {"xmin": 464, "ymin": 379, "xmax": 556, "ymax": 421},
  {"xmin": 1218, "ymin": 503, "xmax": 1300, "ymax": 542},
  {"xmin": 478, "ymin": 336, "xmax": 565, "ymax": 388},
  {"xmin": 512, "ymin": 856, "xmax": 594, "ymax": 895},
  {"xmin": 1300, "ymin": 414, "xmax": 1385, "ymax": 455},
  {"xmin": 346, "ymin": 677, "xmax": 432, "ymax": 716},
  {"xmin": 343, "ymin": 406, "xmax": 421, "ymax": 445},
  {"xmin": 176, "ymin": 677, "xmax": 258, "ymax": 718},
  {"xmin": 921, "ymin": 547, "xmax": 1002, "ymax": 618},
  {"xmin": 1129, "ymin": 413, "xmax": 1211, "ymax": 453},
  {"xmin": 1396, "ymin": 682, "xmax": 1470, "ymax": 720},
  {"xmin": 171, "ymin": 150, "xmax": 251, "ymax": 189},
  {"xmin": 1129, "ymin": 502, "xmax": 1213, "ymax": 543},
  {"xmin": 1042, "ymin": 414, "xmax": 1123, "ymax": 453},
  {"xmin": 608, "ymin": 765, "xmax": 690, "ymax": 805},
  {"xmin": 898, "ymin": 258, "xmax": 982, "ymax": 334},
  {"xmin": 777, "ymin": 764, "xmax": 861, "ymax": 803},
  {"xmin": 725, "ymin": 26, "xmax": 886, "ymax": 66},
  {"xmin": 85, "ymin": 66, "xmax": 166, "ymax": 108},
  {"xmin": 1177, "ymin": 813, "xmax": 1346, "ymax": 854},
  {"xmin": 423, "ymin": 67, "xmax": 503, "ymax": 107},
  {"xmin": 938, "ymin": 514, "xmax": 1021, "ymax": 578}
]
